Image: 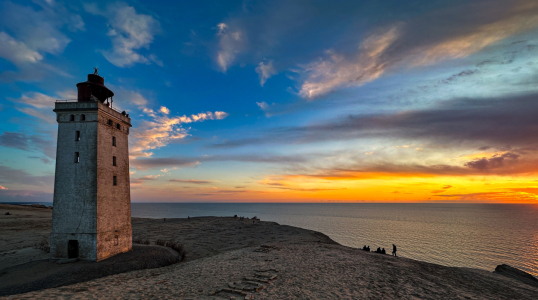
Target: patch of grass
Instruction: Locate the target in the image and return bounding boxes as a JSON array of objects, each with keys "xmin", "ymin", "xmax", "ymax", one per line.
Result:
[
  {"xmin": 34, "ymin": 236, "xmax": 50, "ymax": 253},
  {"xmin": 133, "ymin": 238, "xmax": 150, "ymax": 245},
  {"xmin": 166, "ymin": 241, "xmax": 186, "ymax": 261}
]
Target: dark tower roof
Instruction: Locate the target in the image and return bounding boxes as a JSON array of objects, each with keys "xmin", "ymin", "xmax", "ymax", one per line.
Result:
[{"xmin": 76, "ymin": 70, "xmax": 114, "ymax": 103}]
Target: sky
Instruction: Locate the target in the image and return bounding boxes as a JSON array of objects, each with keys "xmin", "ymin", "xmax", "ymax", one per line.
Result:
[{"xmin": 1, "ymin": 0, "xmax": 538, "ymax": 203}]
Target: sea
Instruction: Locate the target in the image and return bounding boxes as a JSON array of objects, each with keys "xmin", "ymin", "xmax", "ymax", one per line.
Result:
[
  {"xmin": 131, "ymin": 203, "xmax": 538, "ymax": 276},
  {"xmin": 9, "ymin": 202, "xmax": 538, "ymax": 276}
]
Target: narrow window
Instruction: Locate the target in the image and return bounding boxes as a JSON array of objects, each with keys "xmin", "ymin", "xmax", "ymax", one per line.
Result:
[
  {"xmin": 113, "ymin": 176, "xmax": 117, "ymax": 186},
  {"xmin": 75, "ymin": 131, "xmax": 80, "ymax": 141},
  {"xmin": 108, "ymin": 119, "xmax": 112, "ymax": 126},
  {"xmin": 74, "ymin": 152, "xmax": 79, "ymax": 163},
  {"xmin": 116, "ymin": 123, "xmax": 121, "ymax": 130},
  {"xmin": 81, "ymin": 114, "xmax": 86, "ymax": 121},
  {"xmin": 114, "ymin": 235, "xmax": 119, "ymax": 246},
  {"xmin": 113, "ymin": 156, "xmax": 117, "ymax": 166},
  {"xmin": 70, "ymin": 115, "xmax": 75, "ymax": 121},
  {"xmin": 112, "ymin": 136, "xmax": 116, "ymax": 146}
]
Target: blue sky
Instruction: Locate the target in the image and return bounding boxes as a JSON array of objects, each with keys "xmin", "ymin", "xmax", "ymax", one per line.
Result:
[{"xmin": 2, "ymin": 0, "xmax": 538, "ymax": 203}]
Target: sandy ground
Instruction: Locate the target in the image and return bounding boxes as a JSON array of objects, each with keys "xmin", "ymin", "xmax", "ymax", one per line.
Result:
[
  {"xmin": 1, "ymin": 204, "xmax": 538, "ymax": 299},
  {"xmin": 0, "ymin": 204, "xmax": 52, "ymax": 269}
]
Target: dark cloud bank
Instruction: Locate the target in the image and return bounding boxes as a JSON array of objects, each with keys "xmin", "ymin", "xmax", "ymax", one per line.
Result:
[{"xmin": 210, "ymin": 92, "xmax": 538, "ymax": 150}]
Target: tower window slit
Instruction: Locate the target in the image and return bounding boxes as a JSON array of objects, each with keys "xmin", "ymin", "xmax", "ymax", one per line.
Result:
[
  {"xmin": 75, "ymin": 131, "xmax": 80, "ymax": 141},
  {"xmin": 108, "ymin": 119, "xmax": 113, "ymax": 126},
  {"xmin": 116, "ymin": 123, "xmax": 121, "ymax": 130},
  {"xmin": 113, "ymin": 156, "xmax": 116, "ymax": 166},
  {"xmin": 74, "ymin": 152, "xmax": 79, "ymax": 163},
  {"xmin": 70, "ymin": 115, "xmax": 75, "ymax": 121},
  {"xmin": 112, "ymin": 136, "xmax": 116, "ymax": 146},
  {"xmin": 81, "ymin": 114, "xmax": 85, "ymax": 121},
  {"xmin": 113, "ymin": 176, "xmax": 117, "ymax": 186}
]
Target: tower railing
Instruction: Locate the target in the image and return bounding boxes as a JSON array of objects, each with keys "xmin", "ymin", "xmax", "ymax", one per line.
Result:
[{"xmin": 55, "ymin": 99, "xmax": 124, "ymax": 114}]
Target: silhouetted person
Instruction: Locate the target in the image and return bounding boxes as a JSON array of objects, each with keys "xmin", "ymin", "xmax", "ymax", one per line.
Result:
[
  {"xmin": 367, "ymin": 246, "xmax": 370, "ymax": 252},
  {"xmin": 362, "ymin": 245, "xmax": 367, "ymax": 251},
  {"xmin": 376, "ymin": 247, "xmax": 381, "ymax": 253},
  {"xmin": 381, "ymin": 248, "xmax": 386, "ymax": 254},
  {"xmin": 392, "ymin": 244, "xmax": 397, "ymax": 257}
]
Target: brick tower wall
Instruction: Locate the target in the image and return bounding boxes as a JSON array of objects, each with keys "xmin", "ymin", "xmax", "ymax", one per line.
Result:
[{"xmin": 96, "ymin": 104, "xmax": 132, "ymax": 261}]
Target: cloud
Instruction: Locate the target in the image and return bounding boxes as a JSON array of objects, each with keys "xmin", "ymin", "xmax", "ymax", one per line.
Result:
[
  {"xmin": 0, "ymin": 131, "xmax": 56, "ymax": 158},
  {"xmin": 299, "ymin": 25, "xmax": 401, "ymax": 98},
  {"xmin": 0, "ymin": 185, "xmax": 7, "ymax": 190},
  {"xmin": 0, "ymin": 165, "xmax": 54, "ymax": 187},
  {"xmin": 130, "ymin": 158, "xmax": 200, "ymax": 171},
  {"xmin": 464, "ymin": 152, "xmax": 520, "ymax": 171},
  {"xmin": 209, "ymin": 92, "xmax": 538, "ymax": 150},
  {"xmin": 8, "ymin": 91, "xmax": 73, "ymax": 125},
  {"xmin": 84, "ymin": 2, "xmax": 161, "ymax": 67},
  {"xmin": 14, "ymin": 92, "xmax": 56, "ymax": 108},
  {"xmin": 431, "ymin": 185, "xmax": 453, "ymax": 194},
  {"xmin": 159, "ymin": 106, "xmax": 170, "ymax": 114},
  {"xmin": 109, "ymin": 88, "xmax": 148, "ymax": 109},
  {"xmin": 0, "ymin": 132, "xmax": 32, "ymax": 150},
  {"xmin": 436, "ymin": 192, "xmax": 536, "ymax": 202},
  {"xmin": 298, "ymin": 0, "xmax": 538, "ymax": 98},
  {"xmin": 255, "ymin": 60, "xmax": 277, "ymax": 86},
  {"xmin": 0, "ymin": 189, "xmax": 53, "ymax": 203},
  {"xmin": 215, "ymin": 22, "xmax": 245, "ymax": 72},
  {"xmin": 130, "ymin": 108, "xmax": 229, "ymax": 159},
  {"xmin": 0, "ymin": 1, "xmax": 83, "ymax": 80},
  {"xmin": 256, "ymin": 101, "xmax": 269, "ymax": 110},
  {"xmin": 130, "ymin": 175, "xmax": 161, "ymax": 184},
  {"xmin": 130, "ymin": 153, "xmax": 310, "ymax": 171},
  {"xmin": 169, "ymin": 179, "xmax": 213, "ymax": 184},
  {"xmin": 440, "ymin": 70, "xmax": 479, "ymax": 84},
  {"xmin": 0, "ymin": 32, "xmax": 43, "ymax": 64},
  {"xmin": 0, "ymin": 1, "xmax": 84, "ymax": 62}
]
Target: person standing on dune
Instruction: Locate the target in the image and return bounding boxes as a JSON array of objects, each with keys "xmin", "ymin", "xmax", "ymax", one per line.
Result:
[{"xmin": 392, "ymin": 244, "xmax": 397, "ymax": 257}]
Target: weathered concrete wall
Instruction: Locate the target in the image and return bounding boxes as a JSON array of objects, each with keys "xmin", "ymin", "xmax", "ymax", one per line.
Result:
[
  {"xmin": 96, "ymin": 104, "xmax": 132, "ymax": 261},
  {"xmin": 51, "ymin": 101, "xmax": 132, "ymax": 261},
  {"xmin": 50, "ymin": 104, "xmax": 99, "ymax": 260}
]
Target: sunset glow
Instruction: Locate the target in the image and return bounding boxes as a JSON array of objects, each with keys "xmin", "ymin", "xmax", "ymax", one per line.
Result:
[{"xmin": 2, "ymin": 0, "xmax": 538, "ymax": 203}]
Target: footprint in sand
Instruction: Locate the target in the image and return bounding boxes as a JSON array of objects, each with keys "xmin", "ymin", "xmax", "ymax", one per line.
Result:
[{"xmin": 208, "ymin": 269, "xmax": 279, "ymax": 300}]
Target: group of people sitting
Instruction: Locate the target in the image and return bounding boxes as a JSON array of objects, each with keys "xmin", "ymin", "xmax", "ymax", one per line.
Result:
[
  {"xmin": 362, "ymin": 244, "xmax": 397, "ymax": 256},
  {"xmin": 362, "ymin": 245, "xmax": 386, "ymax": 254}
]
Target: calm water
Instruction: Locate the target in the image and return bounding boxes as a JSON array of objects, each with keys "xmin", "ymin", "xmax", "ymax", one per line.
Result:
[{"xmin": 132, "ymin": 203, "xmax": 538, "ymax": 276}]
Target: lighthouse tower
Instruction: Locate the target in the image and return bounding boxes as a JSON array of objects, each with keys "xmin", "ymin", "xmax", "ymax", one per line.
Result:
[{"xmin": 50, "ymin": 69, "xmax": 132, "ymax": 261}]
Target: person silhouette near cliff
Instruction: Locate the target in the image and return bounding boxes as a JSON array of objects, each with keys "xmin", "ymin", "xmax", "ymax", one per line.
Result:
[{"xmin": 392, "ymin": 244, "xmax": 397, "ymax": 257}]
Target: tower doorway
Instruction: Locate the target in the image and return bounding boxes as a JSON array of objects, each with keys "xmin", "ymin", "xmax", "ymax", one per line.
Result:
[{"xmin": 68, "ymin": 240, "xmax": 79, "ymax": 258}]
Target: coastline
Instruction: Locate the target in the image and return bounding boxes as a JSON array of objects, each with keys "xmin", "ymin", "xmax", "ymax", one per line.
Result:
[{"xmin": 1, "ymin": 203, "xmax": 537, "ymax": 299}]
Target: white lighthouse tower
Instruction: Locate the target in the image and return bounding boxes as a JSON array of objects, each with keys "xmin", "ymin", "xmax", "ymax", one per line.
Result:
[{"xmin": 50, "ymin": 69, "xmax": 132, "ymax": 261}]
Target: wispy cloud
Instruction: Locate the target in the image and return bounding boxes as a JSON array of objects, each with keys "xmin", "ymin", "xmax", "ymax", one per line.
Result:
[
  {"xmin": 130, "ymin": 107, "xmax": 229, "ymax": 158},
  {"xmin": 298, "ymin": 0, "xmax": 538, "ymax": 98},
  {"xmin": 130, "ymin": 157, "xmax": 200, "ymax": 171},
  {"xmin": 299, "ymin": 25, "xmax": 400, "ymax": 98},
  {"xmin": 256, "ymin": 101, "xmax": 269, "ymax": 110},
  {"xmin": 9, "ymin": 91, "xmax": 73, "ymax": 125},
  {"xmin": 255, "ymin": 60, "xmax": 277, "ymax": 86},
  {"xmin": 0, "ymin": 131, "xmax": 56, "ymax": 159},
  {"xmin": 170, "ymin": 179, "xmax": 213, "ymax": 184},
  {"xmin": 84, "ymin": 2, "xmax": 161, "ymax": 67},
  {"xmin": 215, "ymin": 22, "xmax": 245, "ymax": 72},
  {"xmin": 130, "ymin": 153, "xmax": 310, "ymax": 171},
  {"xmin": 0, "ymin": 165, "xmax": 54, "ymax": 187},
  {"xmin": 0, "ymin": 1, "xmax": 83, "ymax": 80}
]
